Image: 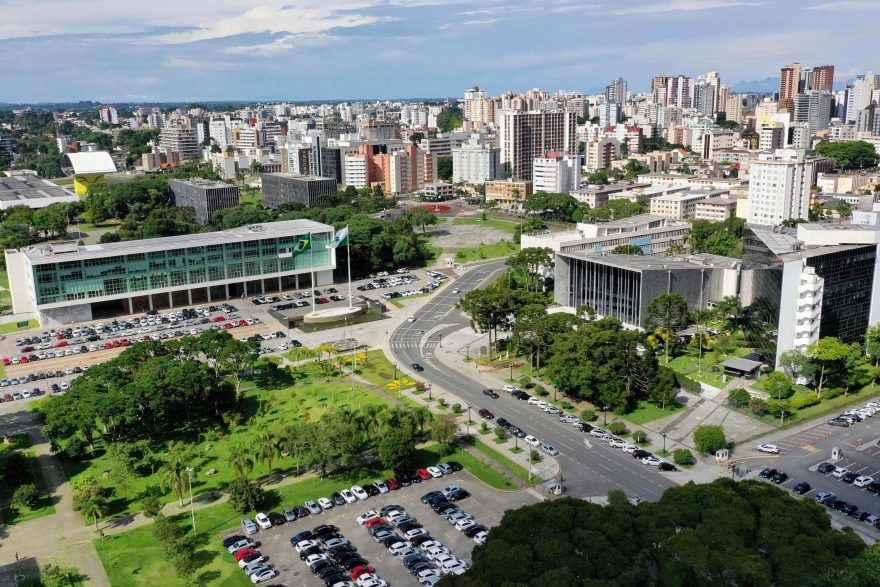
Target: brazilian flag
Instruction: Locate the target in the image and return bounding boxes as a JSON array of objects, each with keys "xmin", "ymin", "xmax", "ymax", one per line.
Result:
[{"xmin": 292, "ymin": 234, "xmax": 311, "ymax": 256}]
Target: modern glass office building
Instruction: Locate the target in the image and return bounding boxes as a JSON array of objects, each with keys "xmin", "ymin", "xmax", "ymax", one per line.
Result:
[{"xmin": 6, "ymin": 220, "xmax": 335, "ymax": 325}]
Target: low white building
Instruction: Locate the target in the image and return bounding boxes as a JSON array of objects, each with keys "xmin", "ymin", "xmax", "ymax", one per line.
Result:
[{"xmin": 532, "ymin": 152, "xmax": 581, "ymax": 193}]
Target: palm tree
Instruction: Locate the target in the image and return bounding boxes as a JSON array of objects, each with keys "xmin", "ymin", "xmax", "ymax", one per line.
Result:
[
  {"xmin": 158, "ymin": 442, "xmax": 191, "ymax": 506},
  {"xmin": 83, "ymin": 495, "xmax": 108, "ymax": 531},
  {"xmin": 255, "ymin": 430, "xmax": 281, "ymax": 476},
  {"xmin": 282, "ymin": 423, "xmax": 309, "ymax": 472},
  {"xmin": 412, "ymin": 406, "xmax": 432, "ymax": 435},
  {"xmin": 227, "ymin": 443, "xmax": 254, "ymax": 478}
]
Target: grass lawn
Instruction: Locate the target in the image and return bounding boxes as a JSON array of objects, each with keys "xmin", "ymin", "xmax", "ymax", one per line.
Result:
[
  {"xmin": 65, "ymin": 366, "xmax": 393, "ymax": 518},
  {"xmin": 95, "ymin": 444, "xmax": 512, "ymax": 585},
  {"xmin": 465, "ymin": 437, "xmax": 534, "ymax": 485},
  {"xmin": 0, "ymin": 319, "xmax": 40, "ymax": 334},
  {"xmin": 617, "ymin": 400, "xmax": 683, "ymax": 426},
  {"xmin": 19, "ymin": 567, "xmax": 84, "ymax": 587},
  {"xmin": 666, "ymin": 354, "xmax": 725, "ymax": 388},
  {"xmin": 743, "ymin": 384, "xmax": 880, "ymax": 428},
  {"xmin": 454, "ymin": 240, "xmax": 518, "ymax": 264},
  {"xmin": 0, "ymin": 270, "xmax": 9, "ymax": 289},
  {"xmin": 0, "ymin": 433, "xmax": 33, "ymax": 454},
  {"xmin": 75, "ymin": 220, "xmax": 121, "ymax": 232},
  {"xmin": 422, "ymin": 241, "xmax": 443, "ymax": 267},
  {"xmin": 451, "ymin": 217, "xmax": 518, "ymax": 235},
  {"xmin": 240, "ymin": 191, "xmax": 263, "ymax": 206},
  {"xmin": 351, "ymin": 349, "xmax": 423, "ymax": 409}
]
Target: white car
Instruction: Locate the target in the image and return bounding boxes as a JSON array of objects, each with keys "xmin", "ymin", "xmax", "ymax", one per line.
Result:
[
  {"xmin": 318, "ymin": 497, "xmax": 335, "ymax": 510},
  {"xmin": 407, "ymin": 316, "xmax": 416, "ymax": 323},
  {"xmin": 418, "ymin": 569, "xmax": 442, "ymax": 583},
  {"xmin": 854, "ymin": 475, "xmax": 874, "ymax": 487},
  {"xmin": 373, "ymin": 480, "xmax": 389, "ymax": 494},
  {"xmin": 524, "ymin": 435, "xmax": 540, "ymax": 447},
  {"xmin": 454, "ymin": 519, "xmax": 475, "ymax": 532},
  {"xmin": 388, "ymin": 542, "xmax": 412, "ymax": 556},
  {"xmin": 503, "ymin": 385, "xmax": 519, "ymax": 393},
  {"xmin": 440, "ymin": 558, "xmax": 469, "ymax": 574},
  {"xmin": 254, "ymin": 513, "xmax": 272, "ymax": 529},
  {"xmin": 832, "ymin": 467, "xmax": 849, "ymax": 478},
  {"xmin": 238, "ymin": 554, "xmax": 266, "ymax": 568},
  {"xmin": 426, "ymin": 466, "xmax": 443, "ymax": 478},
  {"xmin": 251, "ymin": 568, "xmax": 277, "ymax": 584},
  {"xmin": 405, "ymin": 528, "xmax": 428, "ymax": 539},
  {"xmin": 642, "ymin": 456, "xmax": 662, "ymax": 466},
  {"xmin": 610, "ymin": 438, "xmax": 627, "ymax": 448},
  {"xmin": 536, "ymin": 400, "xmax": 548, "ymax": 409},
  {"xmin": 351, "ymin": 485, "xmax": 369, "ymax": 500},
  {"xmin": 473, "ymin": 530, "xmax": 488, "ymax": 544},
  {"xmin": 294, "ymin": 539, "xmax": 318, "ymax": 553},
  {"xmin": 418, "ymin": 540, "xmax": 443, "ymax": 553},
  {"xmin": 756, "ymin": 444, "xmax": 779, "ymax": 454},
  {"xmin": 340, "ymin": 489, "xmax": 357, "ymax": 504},
  {"xmin": 527, "ymin": 396, "xmax": 542, "ymax": 405},
  {"xmin": 589, "ymin": 428, "xmax": 608, "ymax": 438},
  {"xmin": 356, "ymin": 510, "xmax": 380, "ymax": 525},
  {"xmin": 356, "ymin": 574, "xmax": 388, "ymax": 587},
  {"xmin": 622, "ymin": 444, "xmax": 638, "ymax": 454},
  {"xmin": 305, "ymin": 553, "xmax": 328, "ymax": 565}
]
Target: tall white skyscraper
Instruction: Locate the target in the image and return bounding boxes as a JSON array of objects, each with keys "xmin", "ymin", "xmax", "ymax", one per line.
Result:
[{"xmin": 747, "ymin": 149, "xmax": 815, "ymax": 226}]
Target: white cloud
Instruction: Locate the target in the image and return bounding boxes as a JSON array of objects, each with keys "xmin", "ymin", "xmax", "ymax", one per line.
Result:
[
  {"xmin": 806, "ymin": 0, "xmax": 880, "ymax": 9},
  {"xmin": 611, "ymin": 0, "xmax": 763, "ymax": 16},
  {"xmin": 224, "ymin": 32, "xmax": 334, "ymax": 56}
]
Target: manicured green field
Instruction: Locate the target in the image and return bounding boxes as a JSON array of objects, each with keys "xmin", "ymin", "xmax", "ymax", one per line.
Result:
[
  {"xmin": 454, "ymin": 241, "xmax": 519, "ymax": 263},
  {"xmin": 452, "ymin": 217, "xmax": 519, "ymax": 234}
]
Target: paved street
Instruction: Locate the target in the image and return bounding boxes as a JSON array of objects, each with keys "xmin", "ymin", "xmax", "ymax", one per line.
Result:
[{"xmin": 389, "ymin": 261, "xmax": 678, "ymax": 501}]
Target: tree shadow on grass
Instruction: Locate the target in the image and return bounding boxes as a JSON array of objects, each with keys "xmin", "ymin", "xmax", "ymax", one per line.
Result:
[
  {"xmin": 192, "ymin": 547, "xmax": 218, "ymax": 570},
  {"xmin": 197, "ymin": 570, "xmax": 221, "ymax": 584}
]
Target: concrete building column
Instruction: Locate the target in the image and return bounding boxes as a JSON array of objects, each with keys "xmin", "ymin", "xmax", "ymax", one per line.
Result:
[
  {"xmin": 187, "ymin": 289, "xmax": 193, "ymax": 305},
  {"xmin": 278, "ymin": 276, "xmax": 282, "ymax": 292},
  {"xmin": 260, "ymin": 280, "xmax": 265, "ymax": 294},
  {"xmin": 243, "ymin": 281, "xmax": 248, "ymax": 296},
  {"xmin": 148, "ymin": 294, "xmax": 154, "ymax": 311},
  {"xmin": 207, "ymin": 287, "xmax": 212, "ymax": 302},
  {"xmin": 225, "ymin": 284, "xmax": 230, "ymax": 300},
  {"xmin": 168, "ymin": 292, "xmax": 173, "ymax": 308},
  {"xmin": 295, "ymin": 274, "xmax": 299, "ymax": 289},
  {"xmin": 128, "ymin": 297, "xmax": 134, "ymax": 314}
]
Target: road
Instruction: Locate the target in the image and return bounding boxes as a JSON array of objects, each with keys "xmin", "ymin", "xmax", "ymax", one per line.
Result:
[{"xmin": 389, "ymin": 261, "xmax": 678, "ymax": 501}]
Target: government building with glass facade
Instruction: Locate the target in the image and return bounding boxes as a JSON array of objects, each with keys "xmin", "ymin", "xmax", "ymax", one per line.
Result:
[{"xmin": 5, "ymin": 220, "xmax": 335, "ymax": 325}]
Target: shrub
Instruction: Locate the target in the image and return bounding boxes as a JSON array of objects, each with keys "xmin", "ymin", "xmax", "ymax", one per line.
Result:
[
  {"xmin": 480, "ymin": 421, "xmax": 489, "ymax": 433},
  {"xmin": 632, "ymin": 430, "xmax": 649, "ymax": 445},
  {"xmin": 693, "ymin": 425, "xmax": 726, "ymax": 454},
  {"xmin": 12, "ymin": 483, "xmax": 40, "ymax": 509},
  {"xmin": 790, "ymin": 392, "xmax": 821, "ymax": 410},
  {"xmin": 823, "ymin": 387, "xmax": 845, "ymax": 399},
  {"xmin": 560, "ymin": 401, "xmax": 574, "ymax": 410},
  {"xmin": 518, "ymin": 375, "xmax": 532, "ymax": 389},
  {"xmin": 673, "ymin": 448, "xmax": 695, "ymax": 466},
  {"xmin": 65, "ymin": 437, "xmax": 88, "ymax": 459},
  {"xmin": 438, "ymin": 398, "xmax": 447, "ymax": 408},
  {"xmin": 533, "ymin": 384, "xmax": 546, "ymax": 396},
  {"xmin": 766, "ymin": 399, "xmax": 791, "ymax": 418},
  {"xmin": 581, "ymin": 410, "xmax": 598, "ymax": 422},
  {"xmin": 142, "ymin": 494, "xmax": 162, "ymax": 518},
  {"xmin": 728, "ymin": 388, "xmax": 750, "ymax": 407},
  {"xmin": 494, "ymin": 426, "xmax": 507, "ymax": 441},
  {"xmin": 529, "ymin": 449, "xmax": 540, "ymax": 463},
  {"xmin": 607, "ymin": 421, "xmax": 629, "ymax": 436},
  {"xmin": 451, "ymin": 403, "xmax": 462, "ymax": 414},
  {"xmin": 748, "ymin": 398, "xmax": 768, "ymax": 415}
]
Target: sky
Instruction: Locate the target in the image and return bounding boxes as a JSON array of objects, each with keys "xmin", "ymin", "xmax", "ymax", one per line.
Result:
[{"xmin": 1, "ymin": 0, "xmax": 879, "ymax": 103}]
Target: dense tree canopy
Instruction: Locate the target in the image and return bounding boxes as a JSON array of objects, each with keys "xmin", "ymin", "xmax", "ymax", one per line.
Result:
[
  {"xmin": 436, "ymin": 106, "xmax": 462, "ymax": 132},
  {"xmin": 689, "ymin": 217, "xmax": 745, "ymax": 258},
  {"xmin": 815, "ymin": 140, "xmax": 880, "ymax": 170},
  {"xmin": 445, "ymin": 479, "xmax": 866, "ymax": 587}
]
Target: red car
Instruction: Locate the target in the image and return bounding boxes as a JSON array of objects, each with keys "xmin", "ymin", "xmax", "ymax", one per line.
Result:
[
  {"xmin": 55, "ymin": 333, "xmax": 65, "ymax": 339},
  {"xmin": 121, "ymin": 339, "xmax": 131, "ymax": 347},
  {"xmin": 212, "ymin": 316, "xmax": 226, "ymax": 322},
  {"xmin": 54, "ymin": 340, "xmax": 68, "ymax": 348},
  {"xmin": 2, "ymin": 358, "xmax": 11, "ymax": 366},
  {"xmin": 384, "ymin": 478, "xmax": 399, "ymax": 491},
  {"xmin": 234, "ymin": 547, "xmax": 258, "ymax": 561},
  {"xmin": 350, "ymin": 565, "xmax": 376, "ymax": 579},
  {"xmin": 111, "ymin": 340, "xmax": 121, "ymax": 348},
  {"xmin": 416, "ymin": 469, "xmax": 432, "ymax": 480},
  {"xmin": 104, "ymin": 342, "xmax": 113, "ymax": 350},
  {"xmin": 363, "ymin": 517, "xmax": 386, "ymax": 529},
  {"xmin": 19, "ymin": 356, "xmax": 29, "ymax": 363},
  {"xmin": 238, "ymin": 319, "xmax": 248, "ymax": 327},
  {"xmin": 20, "ymin": 346, "xmax": 34, "ymax": 353},
  {"xmin": 224, "ymin": 322, "xmax": 235, "ymax": 329}
]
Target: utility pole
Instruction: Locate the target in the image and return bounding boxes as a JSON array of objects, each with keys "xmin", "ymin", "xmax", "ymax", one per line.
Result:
[{"xmin": 186, "ymin": 466, "xmax": 196, "ymax": 535}]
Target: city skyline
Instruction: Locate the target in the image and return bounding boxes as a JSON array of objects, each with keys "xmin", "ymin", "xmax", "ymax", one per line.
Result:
[{"xmin": 2, "ymin": 0, "xmax": 879, "ymax": 103}]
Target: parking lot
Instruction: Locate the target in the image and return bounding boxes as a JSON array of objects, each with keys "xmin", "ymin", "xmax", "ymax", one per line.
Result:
[
  {"xmin": 219, "ymin": 470, "xmax": 538, "ymax": 586},
  {"xmin": 741, "ymin": 399, "xmax": 880, "ymax": 535}
]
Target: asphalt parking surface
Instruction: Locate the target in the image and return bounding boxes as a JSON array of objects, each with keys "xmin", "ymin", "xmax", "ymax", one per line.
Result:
[
  {"xmin": 219, "ymin": 470, "xmax": 539, "ymax": 586},
  {"xmin": 740, "ymin": 404, "xmax": 880, "ymax": 536}
]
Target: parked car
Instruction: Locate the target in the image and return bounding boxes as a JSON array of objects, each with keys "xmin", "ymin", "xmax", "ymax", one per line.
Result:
[
  {"xmin": 817, "ymin": 462, "xmax": 836, "ymax": 474},
  {"xmin": 792, "ymin": 481, "xmax": 811, "ymax": 494},
  {"xmin": 756, "ymin": 443, "xmax": 779, "ymax": 454},
  {"xmin": 242, "ymin": 518, "xmax": 259, "ymax": 534}
]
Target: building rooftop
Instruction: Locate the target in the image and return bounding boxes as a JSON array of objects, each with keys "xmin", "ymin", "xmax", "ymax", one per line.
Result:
[
  {"xmin": 697, "ymin": 196, "xmax": 739, "ymax": 205},
  {"xmin": 169, "ymin": 178, "xmax": 233, "ymax": 189},
  {"xmin": 262, "ymin": 173, "xmax": 336, "ymax": 183},
  {"xmin": 558, "ymin": 251, "xmax": 738, "ymax": 270},
  {"xmin": 0, "ymin": 175, "xmax": 79, "ymax": 204},
  {"xmin": 19, "ymin": 219, "xmax": 333, "ymax": 264},
  {"xmin": 60, "ymin": 151, "xmax": 116, "ymax": 174}
]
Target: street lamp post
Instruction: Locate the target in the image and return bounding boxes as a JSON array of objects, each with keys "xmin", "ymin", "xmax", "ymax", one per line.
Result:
[
  {"xmin": 603, "ymin": 405, "xmax": 609, "ymax": 425},
  {"xmin": 428, "ymin": 383, "xmax": 433, "ymax": 401},
  {"xmin": 662, "ymin": 432, "xmax": 667, "ymax": 453},
  {"xmin": 437, "ymin": 332, "xmax": 442, "ymax": 348},
  {"xmin": 466, "ymin": 405, "xmax": 472, "ymax": 438},
  {"xmin": 509, "ymin": 363, "xmax": 513, "ymax": 382},
  {"xmin": 185, "ymin": 466, "xmax": 196, "ymax": 535}
]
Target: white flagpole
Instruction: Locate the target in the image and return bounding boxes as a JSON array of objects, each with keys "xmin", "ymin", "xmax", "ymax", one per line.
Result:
[
  {"xmin": 346, "ymin": 226, "xmax": 352, "ymax": 309},
  {"xmin": 310, "ymin": 235, "xmax": 316, "ymax": 315}
]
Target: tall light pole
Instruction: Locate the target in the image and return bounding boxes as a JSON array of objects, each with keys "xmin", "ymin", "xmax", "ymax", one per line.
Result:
[
  {"xmin": 662, "ymin": 432, "xmax": 667, "ymax": 453},
  {"xmin": 466, "ymin": 404, "xmax": 472, "ymax": 438},
  {"xmin": 186, "ymin": 466, "xmax": 196, "ymax": 535},
  {"xmin": 603, "ymin": 405, "xmax": 609, "ymax": 425}
]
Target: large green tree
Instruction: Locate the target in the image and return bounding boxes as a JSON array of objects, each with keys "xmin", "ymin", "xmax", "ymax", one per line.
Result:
[
  {"xmin": 644, "ymin": 293, "xmax": 690, "ymax": 363},
  {"xmin": 444, "ymin": 480, "xmax": 865, "ymax": 586},
  {"xmin": 815, "ymin": 140, "xmax": 880, "ymax": 170}
]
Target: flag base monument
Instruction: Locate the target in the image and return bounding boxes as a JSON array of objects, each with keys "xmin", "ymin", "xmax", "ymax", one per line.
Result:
[{"xmin": 302, "ymin": 304, "xmax": 365, "ymax": 324}]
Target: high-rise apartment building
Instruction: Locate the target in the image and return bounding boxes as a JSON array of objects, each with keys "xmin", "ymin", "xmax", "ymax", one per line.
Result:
[
  {"xmin": 747, "ymin": 149, "xmax": 815, "ymax": 226},
  {"xmin": 158, "ymin": 127, "xmax": 200, "ymax": 162},
  {"xmin": 605, "ymin": 78, "xmax": 628, "ymax": 106},
  {"xmin": 532, "ymin": 152, "xmax": 581, "ymax": 193},
  {"xmin": 725, "ymin": 96, "xmax": 744, "ymax": 123},
  {"xmin": 452, "ymin": 139, "xmax": 501, "ymax": 184},
  {"xmin": 779, "ymin": 63, "xmax": 801, "ymax": 113},
  {"xmin": 793, "ymin": 90, "xmax": 832, "ymax": 133},
  {"xmin": 810, "ymin": 65, "xmax": 835, "ymax": 92},
  {"xmin": 169, "ymin": 178, "xmax": 241, "ymax": 224},
  {"xmin": 99, "ymin": 105, "xmax": 118, "ymax": 125},
  {"xmin": 498, "ymin": 110, "xmax": 577, "ymax": 180},
  {"xmin": 666, "ymin": 75, "xmax": 693, "ymax": 109}
]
